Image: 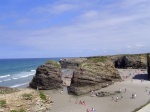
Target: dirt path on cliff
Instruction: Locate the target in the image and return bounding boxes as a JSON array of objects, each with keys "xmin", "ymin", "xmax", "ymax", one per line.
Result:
[{"xmin": 44, "ymin": 69, "xmax": 150, "ymax": 112}]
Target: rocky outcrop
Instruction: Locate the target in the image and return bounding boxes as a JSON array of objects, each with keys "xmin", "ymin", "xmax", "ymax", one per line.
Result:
[
  {"xmin": 110, "ymin": 54, "xmax": 147, "ymax": 69},
  {"xmin": 60, "ymin": 54, "xmax": 147, "ymax": 69},
  {"xmin": 30, "ymin": 60, "xmax": 63, "ymax": 90},
  {"xmin": 59, "ymin": 58, "xmax": 87, "ymax": 69},
  {"xmin": 68, "ymin": 57, "xmax": 121, "ymax": 95},
  {"xmin": 147, "ymin": 54, "xmax": 150, "ymax": 80}
]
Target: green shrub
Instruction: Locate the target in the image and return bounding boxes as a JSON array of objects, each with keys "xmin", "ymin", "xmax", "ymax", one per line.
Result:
[
  {"xmin": 10, "ymin": 110, "xmax": 17, "ymax": 112},
  {"xmin": 11, "ymin": 108, "xmax": 26, "ymax": 112},
  {"xmin": 22, "ymin": 93, "xmax": 32, "ymax": 100},
  {"xmin": 46, "ymin": 60, "xmax": 61, "ymax": 68},
  {"xmin": 88, "ymin": 57, "xmax": 106, "ymax": 63},
  {"xmin": 39, "ymin": 91, "xmax": 46, "ymax": 100},
  {"xmin": 0, "ymin": 100, "xmax": 6, "ymax": 107}
]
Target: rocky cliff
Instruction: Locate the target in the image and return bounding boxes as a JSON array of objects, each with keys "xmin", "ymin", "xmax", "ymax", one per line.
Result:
[
  {"xmin": 147, "ymin": 54, "xmax": 150, "ymax": 80},
  {"xmin": 60, "ymin": 54, "xmax": 147, "ymax": 69},
  {"xmin": 110, "ymin": 54, "xmax": 147, "ymax": 69},
  {"xmin": 59, "ymin": 58, "xmax": 87, "ymax": 69},
  {"xmin": 30, "ymin": 60, "xmax": 63, "ymax": 90},
  {"xmin": 68, "ymin": 57, "xmax": 121, "ymax": 95}
]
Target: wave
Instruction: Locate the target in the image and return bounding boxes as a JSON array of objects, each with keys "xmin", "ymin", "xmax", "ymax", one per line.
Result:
[
  {"xmin": 31, "ymin": 70, "xmax": 36, "ymax": 72},
  {"xmin": 3, "ymin": 79, "xmax": 11, "ymax": 81},
  {"xmin": 0, "ymin": 74, "xmax": 10, "ymax": 78},
  {"xmin": 0, "ymin": 72, "xmax": 35, "ymax": 83},
  {"xmin": 10, "ymin": 82, "xmax": 29, "ymax": 88},
  {"xmin": 12, "ymin": 73, "xmax": 34, "ymax": 80}
]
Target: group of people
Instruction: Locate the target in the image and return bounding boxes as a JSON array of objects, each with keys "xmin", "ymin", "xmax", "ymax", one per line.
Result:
[
  {"xmin": 79, "ymin": 100, "xmax": 87, "ymax": 106},
  {"xmin": 85, "ymin": 107, "xmax": 96, "ymax": 112}
]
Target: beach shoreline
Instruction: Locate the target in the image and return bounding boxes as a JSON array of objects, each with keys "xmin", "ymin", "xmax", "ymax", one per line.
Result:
[{"xmin": 42, "ymin": 69, "xmax": 149, "ymax": 112}]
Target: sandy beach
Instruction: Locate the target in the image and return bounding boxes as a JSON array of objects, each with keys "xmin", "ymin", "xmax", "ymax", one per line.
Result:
[{"xmin": 43, "ymin": 69, "xmax": 150, "ymax": 112}]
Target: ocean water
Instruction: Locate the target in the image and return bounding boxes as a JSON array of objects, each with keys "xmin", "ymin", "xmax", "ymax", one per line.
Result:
[{"xmin": 0, "ymin": 58, "xmax": 61, "ymax": 88}]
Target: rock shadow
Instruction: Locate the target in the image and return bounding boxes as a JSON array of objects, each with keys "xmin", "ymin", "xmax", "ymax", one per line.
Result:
[{"xmin": 132, "ymin": 74, "xmax": 148, "ymax": 80}]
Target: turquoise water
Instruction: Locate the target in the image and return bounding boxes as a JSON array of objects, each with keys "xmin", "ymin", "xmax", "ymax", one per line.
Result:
[{"xmin": 0, "ymin": 58, "xmax": 61, "ymax": 88}]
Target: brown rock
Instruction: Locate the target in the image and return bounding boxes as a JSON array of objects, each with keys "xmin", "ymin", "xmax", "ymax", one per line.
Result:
[
  {"xmin": 68, "ymin": 57, "xmax": 121, "ymax": 95},
  {"xmin": 29, "ymin": 60, "xmax": 63, "ymax": 90}
]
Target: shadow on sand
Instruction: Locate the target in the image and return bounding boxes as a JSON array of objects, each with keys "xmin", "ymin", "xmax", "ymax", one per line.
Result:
[{"xmin": 132, "ymin": 74, "xmax": 148, "ymax": 80}]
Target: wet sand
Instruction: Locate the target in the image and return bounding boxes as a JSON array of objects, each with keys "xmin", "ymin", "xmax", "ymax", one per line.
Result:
[{"xmin": 44, "ymin": 69, "xmax": 150, "ymax": 112}]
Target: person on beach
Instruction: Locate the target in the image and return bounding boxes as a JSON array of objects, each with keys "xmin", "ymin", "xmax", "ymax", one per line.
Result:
[
  {"xmin": 119, "ymin": 88, "xmax": 122, "ymax": 93},
  {"xmin": 60, "ymin": 89, "xmax": 63, "ymax": 94},
  {"xmin": 85, "ymin": 109, "xmax": 90, "ymax": 112},
  {"xmin": 91, "ymin": 107, "xmax": 96, "ymax": 112},
  {"xmin": 116, "ymin": 96, "xmax": 119, "ymax": 102},
  {"xmin": 125, "ymin": 88, "xmax": 127, "ymax": 92},
  {"xmin": 82, "ymin": 101, "xmax": 86, "ymax": 106}
]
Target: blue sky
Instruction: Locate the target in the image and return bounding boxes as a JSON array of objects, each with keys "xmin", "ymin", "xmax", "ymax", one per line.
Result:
[{"xmin": 0, "ymin": 0, "xmax": 150, "ymax": 58}]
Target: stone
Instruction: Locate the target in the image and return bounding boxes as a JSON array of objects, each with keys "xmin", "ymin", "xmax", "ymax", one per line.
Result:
[
  {"xmin": 59, "ymin": 58, "xmax": 87, "ymax": 69},
  {"xmin": 68, "ymin": 57, "xmax": 121, "ymax": 95},
  {"xmin": 29, "ymin": 60, "xmax": 63, "ymax": 90}
]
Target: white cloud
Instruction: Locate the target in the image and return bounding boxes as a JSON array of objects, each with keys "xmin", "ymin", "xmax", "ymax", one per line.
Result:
[
  {"xmin": 35, "ymin": 3, "xmax": 78, "ymax": 14},
  {"xmin": 1, "ymin": 0, "xmax": 150, "ymax": 57}
]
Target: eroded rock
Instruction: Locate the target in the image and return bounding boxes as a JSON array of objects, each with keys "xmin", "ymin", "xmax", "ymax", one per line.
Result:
[{"xmin": 30, "ymin": 60, "xmax": 63, "ymax": 90}]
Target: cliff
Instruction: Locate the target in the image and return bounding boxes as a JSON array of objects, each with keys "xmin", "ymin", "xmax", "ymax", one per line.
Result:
[
  {"xmin": 30, "ymin": 60, "xmax": 63, "ymax": 90},
  {"xmin": 68, "ymin": 57, "xmax": 121, "ymax": 95},
  {"xmin": 59, "ymin": 58, "xmax": 87, "ymax": 69},
  {"xmin": 60, "ymin": 53, "xmax": 147, "ymax": 69},
  {"xmin": 109, "ymin": 54, "xmax": 147, "ymax": 69}
]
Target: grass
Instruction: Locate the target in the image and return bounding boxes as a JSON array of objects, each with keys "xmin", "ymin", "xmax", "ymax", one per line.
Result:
[
  {"xmin": 0, "ymin": 100, "xmax": 6, "ymax": 107},
  {"xmin": 132, "ymin": 100, "xmax": 150, "ymax": 112},
  {"xmin": 39, "ymin": 91, "xmax": 46, "ymax": 100},
  {"xmin": 10, "ymin": 108, "xmax": 26, "ymax": 112},
  {"xmin": 0, "ymin": 88, "xmax": 19, "ymax": 94},
  {"xmin": 88, "ymin": 57, "xmax": 106, "ymax": 63},
  {"xmin": 22, "ymin": 93, "xmax": 32, "ymax": 100},
  {"xmin": 46, "ymin": 60, "xmax": 61, "ymax": 68}
]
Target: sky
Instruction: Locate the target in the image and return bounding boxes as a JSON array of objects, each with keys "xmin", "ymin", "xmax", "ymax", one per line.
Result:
[{"xmin": 0, "ymin": 0, "xmax": 150, "ymax": 58}]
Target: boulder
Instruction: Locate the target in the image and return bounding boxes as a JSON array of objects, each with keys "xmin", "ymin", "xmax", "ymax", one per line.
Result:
[
  {"xmin": 147, "ymin": 54, "xmax": 150, "ymax": 80},
  {"xmin": 68, "ymin": 57, "xmax": 121, "ymax": 95},
  {"xmin": 30, "ymin": 60, "xmax": 63, "ymax": 90}
]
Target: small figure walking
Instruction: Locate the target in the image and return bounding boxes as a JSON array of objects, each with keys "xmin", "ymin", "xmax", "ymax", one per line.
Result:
[
  {"xmin": 116, "ymin": 96, "xmax": 119, "ymax": 102},
  {"xmin": 125, "ymin": 88, "xmax": 127, "ymax": 93}
]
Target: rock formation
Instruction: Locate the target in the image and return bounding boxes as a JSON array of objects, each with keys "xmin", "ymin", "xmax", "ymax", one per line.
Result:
[
  {"xmin": 110, "ymin": 54, "xmax": 147, "ymax": 69},
  {"xmin": 68, "ymin": 57, "xmax": 121, "ymax": 95},
  {"xmin": 30, "ymin": 60, "xmax": 63, "ymax": 90},
  {"xmin": 59, "ymin": 58, "xmax": 87, "ymax": 69},
  {"xmin": 60, "ymin": 54, "xmax": 147, "ymax": 69},
  {"xmin": 147, "ymin": 54, "xmax": 150, "ymax": 80}
]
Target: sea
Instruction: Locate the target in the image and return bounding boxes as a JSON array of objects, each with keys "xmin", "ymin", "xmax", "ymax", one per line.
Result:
[{"xmin": 0, "ymin": 58, "xmax": 61, "ymax": 88}]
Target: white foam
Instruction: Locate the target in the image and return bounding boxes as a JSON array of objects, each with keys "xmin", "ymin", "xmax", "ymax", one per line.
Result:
[
  {"xmin": 0, "ymin": 74, "xmax": 10, "ymax": 78},
  {"xmin": 12, "ymin": 73, "xmax": 34, "ymax": 80},
  {"xmin": 3, "ymin": 79, "xmax": 11, "ymax": 81},
  {"xmin": 31, "ymin": 70, "xmax": 36, "ymax": 72},
  {"xmin": 10, "ymin": 82, "xmax": 29, "ymax": 88}
]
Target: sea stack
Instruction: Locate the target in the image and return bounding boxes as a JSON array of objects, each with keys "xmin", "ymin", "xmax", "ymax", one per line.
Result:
[
  {"xmin": 68, "ymin": 57, "xmax": 121, "ymax": 95},
  {"xmin": 147, "ymin": 54, "xmax": 150, "ymax": 80},
  {"xmin": 30, "ymin": 60, "xmax": 63, "ymax": 90}
]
